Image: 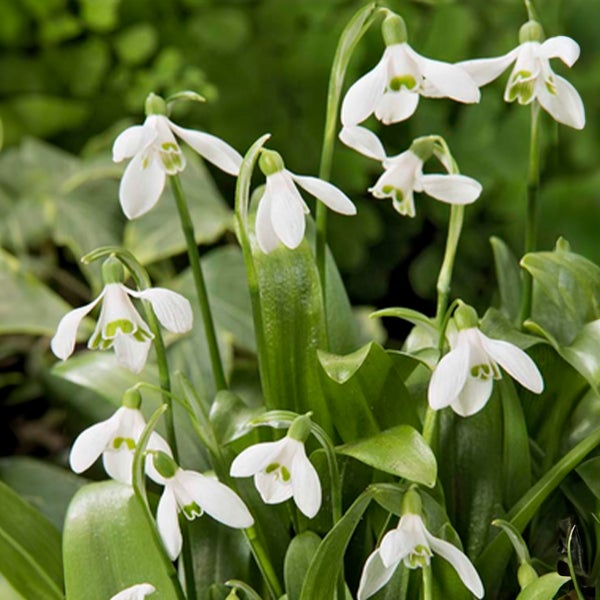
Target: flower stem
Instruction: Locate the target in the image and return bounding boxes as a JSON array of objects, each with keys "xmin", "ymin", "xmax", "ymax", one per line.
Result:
[
  {"xmin": 421, "ymin": 565, "xmax": 433, "ymax": 600},
  {"xmin": 170, "ymin": 174, "xmax": 227, "ymax": 391},
  {"xmin": 244, "ymin": 526, "xmax": 284, "ymax": 599},
  {"xmin": 519, "ymin": 103, "xmax": 541, "ymax": 325}
]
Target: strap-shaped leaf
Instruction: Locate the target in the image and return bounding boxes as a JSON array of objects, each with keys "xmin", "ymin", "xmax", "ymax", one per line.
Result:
[
  {"xmin": 63, "ymin": 481, "xmax": 184, "ymax": 599},
  {"xmin": 0, "ymin": 481, "xmax": 63, "ymax": 600}
]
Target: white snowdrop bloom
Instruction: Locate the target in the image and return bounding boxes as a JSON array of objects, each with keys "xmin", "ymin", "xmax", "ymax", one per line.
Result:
[
  {"xmin": 255, "ymin": 149, "xmax": 356, "ymax": 254},
  {"xmin": 153, "ymin": 453, "xmax": 254, "ymax": 560},
  {"xmin": 428, "ymin": 305, "xmax": 544, "ymax": 417},
  {"xmin": 341, "ymin": 15, "xmax": 479, "ymax": 128},
  {"xmin": 358, "ymin": 512, "xmax": 484, "ymax": 600},
  {"xmin": 112, "ymin": 93, "xmax": 242, "ymax": 218},
  {"xmin": 69, "ymin": 391, "xmax": 171, "ymax": 485},
  {"xmin": 459, "ymin": 21, "xmax": 585, "ymax": 129},
  {"xmin": 109, "ymin": 583, "xmax": 156, "ymax": 600},
  {"xmin": 230, "ymin": 426, "xmax": 322, "ymax": 519},
  {"xmin": 51, "ymin": 282, "xmax": 193, "ymax": 374},
  {"xmin": 369, "ymin": 143, "xmax": 482, "ymax": 217}
]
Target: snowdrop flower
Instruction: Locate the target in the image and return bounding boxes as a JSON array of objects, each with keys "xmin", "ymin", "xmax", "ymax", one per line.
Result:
[
  {"xmin": 428, "ymin": 303, "xmax": 544, "ymax": 417},
  {"xmin": 459, "ymin": 21, "xmax": 585, "ymax": 129},
  {"xmin": 152, "ymin": 452, "xmax": 254, "ymax": 560},
  {"xmin": 112, "ymin": 93, "xmax": 242, "ymax": 219},
  {"xmin": 230, "ymin": 415, "xmax": 321, "ymax": 518},
  {"xmin": 69, "ymin": 389, "xmax": 171, "ymax": 485},
  {"xmin": 369, "ymin": 136, "xmax": 482, "ymax": 217},
  {"xmin": 358, "ymin": 489, "xmax": 484, "ymax": 600},
  {"xmin": 51, "ymin": 257, "xmax": 193, "ymax": 373},
  {"xmin": 340, "ymin": 14, "xmax": 479, "ymax": 132},
  {"xmin": 110, "ymin": 583, "xmax": 155, "ymax": 600},
  {"xmin": 255, "ymin": 149, "xmax": 356, "ymax": 253}
]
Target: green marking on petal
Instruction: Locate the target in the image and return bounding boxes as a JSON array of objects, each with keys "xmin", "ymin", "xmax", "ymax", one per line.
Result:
[
  {"xmin": 381, "ymin": 185, "xmax": 395, "ymax": 195},
  {"xmin": 265, "ymin": 462, "xmax": 279, "ymax": 474},
  {"xmin": 389, "ymin": 74, "xmax": 417, "ymax": 92},
  {"xmin": 182, "ymin": 502, "xmax": 202, "ymax": 520},
  {"xmin": 113, "ymin": 437, "xmax": 136, "ymax": 450},
  {"xmin": 280, "ymin": 465, "xmax": 291, "ymax": 482},
  {"xmin": 133, "ymin": 328, "xmax": 152, "ymax": 342},
  {"xmin": 404, "ymin": 545, "xmax": 432, "ymax": 569},
  {"xmin": 105, "ymin": 319, "xmax": 135, "ymax": 337}
]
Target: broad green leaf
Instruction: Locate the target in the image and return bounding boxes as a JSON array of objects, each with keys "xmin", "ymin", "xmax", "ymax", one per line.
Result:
[
  {"xmin": 299, "ymin": 489, "xmax": 374, "ymax": 600},
  {"xmin": 124, "ymin": 151, "xmax": 232, "ymax": 264},
  {"xmin": 490, "ymin": 236, "xmax": 522, "ymax": 323},
  {"xmin": 0, "ymin": 457, "xmax": 87, "ymax": 530},
  {"xmin": 209, "ymin": 389, "xmax": 264, "ymax": 446},
  {"xmin": 0, "ymin": 575, "xmax": 25, "ymax": 600},
  {"xmin": 481, "ymin": 307, "xmax": 543, "ymax": 350},
  {"xmin": 284, "ymin": 531, "xmax": 322, "ymax": 600},
  {"xmin": 576, "ymin": 456, "xmax": 600, "ymax": 500},
  {"xmin": 516, "ymin": 573, "xmax": 570, "ymax": 599},
  {"xmin": 522, "ymin": 239, "xmax": 600, "ymax": 346},
  {"xmin": 337, "ymin": 425, "xmax": 437, "ymax": 488},
  {"xmin": 0, "ymin": 481, "xmax": 63, "ymax": 600},
  {"xmin": 63, "ymin": 481, "xmax": 183, "ymax": 599},
  {"xmin": 0, "ymin": 249, "xmax": 72, "ymax": 335},
  {"xmin": 318, "ymin": 342, "xmax": 419, "ymax": 443},
  {"xmin": 371, "ymin": 307, "xmax": 438, "ymax": 340},
  {"xmin": 498, "ymin": 378, "xmax": 531, "ymax": 507}
]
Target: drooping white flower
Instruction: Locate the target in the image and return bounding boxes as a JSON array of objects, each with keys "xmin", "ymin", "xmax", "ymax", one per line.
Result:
[
  {"xmin": 358, "ymin": 513, "xmax": 484, "ymax": 600},
  {"xmin": 369, "ymin": 145, "xmax": 482, "ymax": 217},
  {"xmin": 459, "ymin": 22, "xmax": 585, "ymax": 129},
  {"xmin": 255, "ymin": 149, "xmax": 356, "ymax": 254},
  {"xmin": 230, "ymin": 432, "xmax": 322, "ymax": 519},
  {"xmin": 341, "ymin": 14, "xmax": 479, "ymax": 129},
  {"xmin": 51, "ymin": 282, "xmax": 193, "ymax": 374},
  {"xmin": 110, "ymin": 583, "xmax": 156, "ymax": 600},
  {"xmin": 153, "ymin": 453, "xmax": 254, "ymax": 560},
  {"xmin": 428, "ymin": 324, "xmax": 544, "ymax": 417},
  {"xmin": 112, "ymin": 94, "xmax": 242, "ymax": 219},
  {"xmin": 69, "ymin": 398, "xmax": 171, "ymax": 485}
]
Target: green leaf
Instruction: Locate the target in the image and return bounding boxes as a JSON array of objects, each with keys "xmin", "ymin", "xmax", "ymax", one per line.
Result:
[
  {"xmin": 318, "ymin": 342, "xmax": 420, "ymax": 443},
  {"xmin": 490, "ymin": 236, "xmax": 522, "ymax": 323},
  {"xmin": 0, "ymin": 457, "xmax": 87, "ymax": 530},
  {"xmin": 124, "ymin": 151, "xmax": 232, "ymax": 264},
  {"xmin": 284, "ymin": 531, "xmax": 322, "ymax": 600},
  {"xmin": 0, "ymin": 250, "xmax": 72, "ymax": 335},
  {"xmin": 209, "ymin": 389, "xmax": 264, "ymax": 446},
  {"xmin": 516, "ymin": 572, "xmax": 570, "ymax": 599},
  {"xmin": 337, "ymin": 425, "xmax": 437, "ymax": 488},
  {"xmin": 0, "ymin": 481, "xmax": 63, "ymax": 600},
  {"xmin": 576, "ymin": 456, "xmax": 600, "ymax": 500},
  {"xmin": 299, "ymin": 489, "xmax": 374, "ymax": 600},
  {"xmin": 63, "ymin": 481, "xmax": 183, "ymax": 599}
]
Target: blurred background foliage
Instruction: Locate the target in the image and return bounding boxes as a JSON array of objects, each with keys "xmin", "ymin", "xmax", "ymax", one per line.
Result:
[{"xmin": 0, "ymin": 0, "xmax": 598, "ymax": 499}]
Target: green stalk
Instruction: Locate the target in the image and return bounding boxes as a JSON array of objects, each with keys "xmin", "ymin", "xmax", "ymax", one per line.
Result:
[
  {"xmin": 315, "ymin": 2, "xmax": 381, "ymax": 320},
  {"xmin": 244, "ymin": 526, "xmax": 284, "ymax": 600},
  {"xmin": 421, "ymin": 565, "xmax": 433, "ymax": 600},
  {"xmin": 170, "ymin": 174, "xmax": 227, "ymax": 391},
  {"xmin": 519, "ymin": 103, "xmax": 541, "ymax": 324}
]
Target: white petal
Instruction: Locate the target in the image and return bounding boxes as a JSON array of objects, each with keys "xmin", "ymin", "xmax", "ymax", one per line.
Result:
[
  {"xmin": 254, "ymin": 471, "xmax": 294, "ymax": 504},
  {"xmin": 128, "ymin": 287, "xmax": 193, "ymax": 334},
  {"xmin": 112, "ymin": 334, "xmax": 152, "ymax": 374},
  {"xmin": 479, "ymin": 334, "xmax": 544, "ymax": 393},
  {"xmin": 110, "ymin": 583, "xmax": 156, "ymax": 600},
  {"xmin": 230, "ymin": 439, "xmax": 286, "ymax": 477},
  {"xmin": 540, "ymin": 36, "xmax": 580, "ymax": 67},
  {"xmin": 338, "ymin": 125, "xmax": 386, "ymax": 161},
  {"xmin": 119, "ymin": 152, "xmax": 166, "ymax": 219},
  {"xmin": 290, "ymin": 444, "xmax": 322, "ymax": 518},
  {"xmin": 157, "ymin": 487, "xmax": 182, "ymax": 560},
  {"xmin": 357, "ymin": 550, "xmax": 398, "ymax": 600},
  {"xmin": 69, "ymin": 413, "xmax": 119, "ymax": 474},
  {"xmin": 50, "ymin": 294, "xmax": 103, "ymax": 360},
  {"xmin": 420, "ymin": 174, "xmax": 482, "ymax": 205},
  {"xmin": 341, "ymin": 54, "xmax": 387, "ymax": 126},
  {"xmin": 112, "ymin": 125, "xmax": 157, "ymax": 162},
  {"xmin": 103, "ymin": 449, "xmax": 134, "ymax": 485},
  {"xmin": 537, "ymin": 74, "xmax": 585, "ymax": 130},
  {"xmin": 375, "ymin": 90, "xmax": 420, "ymax": 124},
  {"xmin": 379, "ymin": 527, "xmax": 413, "ymax": 568},
  {"xmin": 267, "ymin": 171, "xmax": 306, "ymax": 249},
  {"xmin": 177, "ymin": 470, "xmax": 254, "ymax": 528},
  {"xmin": 426, "ymin": 533, "xmax": 484, "ymax": 598},
  {"xmin": 169, "ymin": 122, "xmax": 242, "ymax": 176},
  {"xmin": 291, "ymin": 172, "xmax": 356, "ymax": 216},
  {"xmin": 458, "ymin": 47, "xmax": 521, "ymax": 87},
  {"xmin": 255, "ymin": 189, "xmax": 280, "ymax": 254},
  {"xmin": 428, "ymin": 340, "xmax": 470, "ymax": 410},
  {"xmin": 451, "ymin": 376, "xmax": 494, "ymax": 417},
  {"xmin": 408, "ymin": 48, "xmax": 480, "ymax": 103}
]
